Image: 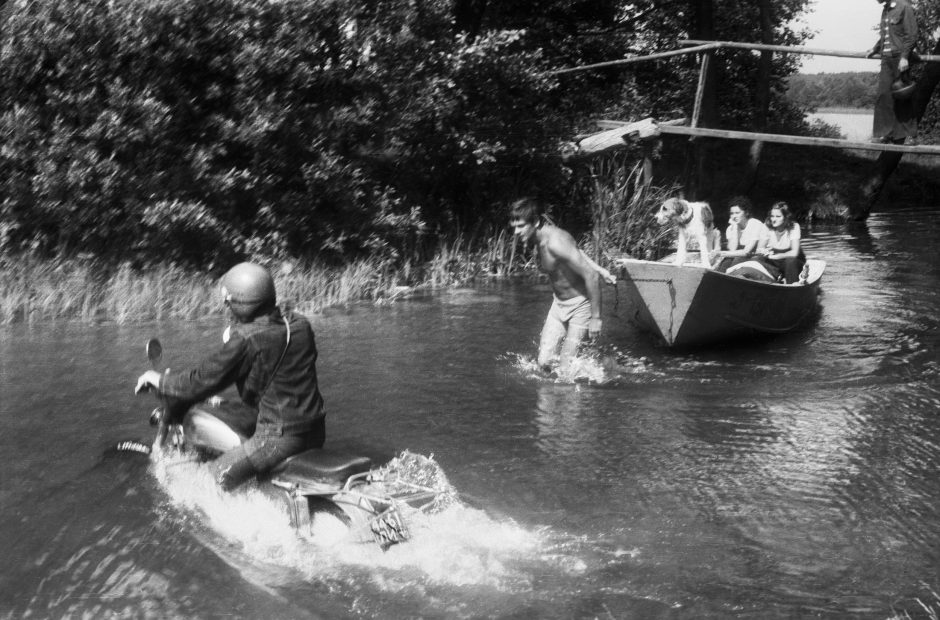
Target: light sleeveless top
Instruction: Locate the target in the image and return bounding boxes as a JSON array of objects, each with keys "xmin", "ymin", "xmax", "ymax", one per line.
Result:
[
  {"xmin": 726, "ymin": 218, "xmax": 766, "ymax": 251},
  {"xmin": 764, "ymin": 223, "xmax": 801, "ymax": 253}
]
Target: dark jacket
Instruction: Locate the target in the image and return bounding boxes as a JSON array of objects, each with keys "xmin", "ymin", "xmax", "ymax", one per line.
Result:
[
  {"xmin": 873, "ymin": 0, "xmax": 917, "ymax": 59},
  {"xmin": 159, "ymin": 309, "xmax": 325, "ymax": 435}
]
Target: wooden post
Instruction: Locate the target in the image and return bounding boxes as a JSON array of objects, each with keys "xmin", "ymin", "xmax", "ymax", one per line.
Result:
[{"xmin": 691, "ymin": 52, "xmax": 711, "ymax": 128}]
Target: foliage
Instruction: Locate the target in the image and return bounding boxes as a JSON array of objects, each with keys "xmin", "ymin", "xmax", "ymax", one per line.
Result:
[
  {"xmin": 912, "ymin": 2, "xmax": 940, "ymax": 146},
  {"xmin": 568, "ymin": 150, "xmax": 676, "ymax": 262},
  {"xmin": 786, "ymin": 3, "xmax": 940, "ymax": 145},
  {"xmin": 0, "ymin": 249, "xmax": 483, "ymax": 324},
  {"xmin": 786, "ymin": 73, "xmax": 879, "ymax": 110},
  {"xmin": 0, "ymin": 0, "xmax": 824, "ymax": 274},
  {"xmin": 0, "ymin": 255, "xmax": 217, "ymax": 324},
  {"xmin": 0, "ymin": 0, "xmax": 566, "ymax": 268}
]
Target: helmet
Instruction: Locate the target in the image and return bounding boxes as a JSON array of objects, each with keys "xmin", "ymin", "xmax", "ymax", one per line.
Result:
[
  {"xmin": 892, "ymin": 73, "xmax": 916, "ymax": 100},
  {"xmin": 220, "ymin": 262, "xmax": 276, "ymax": 321}
]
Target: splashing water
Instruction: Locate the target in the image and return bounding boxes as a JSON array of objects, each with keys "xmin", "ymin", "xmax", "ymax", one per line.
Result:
[
  {"xmin": 147, "ymin": 448, "xmax": 555, "ymax": 592},
  {"xmin": 503, "ymin": 346, "xmax": 659, "ymax": 385}
]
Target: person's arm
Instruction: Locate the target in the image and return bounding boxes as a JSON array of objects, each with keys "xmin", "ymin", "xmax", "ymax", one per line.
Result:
[
  {"xmin": 551, "ymin": 236, "xmax": 603, "ymax": 338},
  {"xmin": 898, "ymin": 4, "xmax": 917, "ymax": 71},
  {"xmin": 756, "ymin": 228, "xmax": 772, "ymax": 257},
  {"xmin": 721, "ymin": 223, "xmax": 740, "ymax": 257},
  {"xmin": 580, "ymin": 250, "xmax": 616, "ymax": 284},
  {"xmin": 739, "ymin": 221, "xmax": 763, "ymax": 256},
  {"xmin": 721, "ymin": 221, "xmax": 759, "ymax": 258},
  {"xmin": 867, "ymin": 8, "xmax": 884, "ymax": 59},
  {"xmin": 139, "ymin": 335, "xmax": 246, "ymax": 401}
]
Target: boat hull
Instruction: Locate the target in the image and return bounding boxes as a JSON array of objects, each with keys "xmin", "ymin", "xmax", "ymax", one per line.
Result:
[{"xmin": 615, "ymin": 258, "xmax": 824, "ymax": 347}]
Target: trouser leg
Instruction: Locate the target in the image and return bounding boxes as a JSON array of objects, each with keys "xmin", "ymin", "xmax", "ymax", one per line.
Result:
[
  {"xmin": 781, "ymin": 255, "xmax": 807, "ymax": 284},
  {"xmin": 558, "ymin": 325, "xmax": 588, "ymax": 371},
  {"xmin": 538, "ymin": 310, "xmax": 566, "ymax": 371},
  {"xmin": 213, "ymin": 443, "xmax": 257, "ymax": 491},
  {"xmin": 213, "ymin": 425, "xmax": 322, "ymax": 491}
]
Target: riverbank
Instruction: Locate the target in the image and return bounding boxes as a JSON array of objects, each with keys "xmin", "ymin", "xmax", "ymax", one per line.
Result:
[
  {"xmin": 702, "ymin": 138, "xmax": 940, "ymax": 221},
  {"xmin": 0, "ymin": 234, "xmax": 519, "ymax": 325},
  {"xmin": 4, "ymin": 142, "xmax": 939, "ymax": 325}
]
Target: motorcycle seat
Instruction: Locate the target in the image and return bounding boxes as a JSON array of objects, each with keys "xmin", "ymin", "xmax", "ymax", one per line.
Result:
[{"xmin": 274, "ymin": 448, "xmax": 372, "ymax": 485}]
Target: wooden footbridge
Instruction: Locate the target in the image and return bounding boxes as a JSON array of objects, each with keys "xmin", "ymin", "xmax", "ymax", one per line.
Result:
[{"xmin": 553, "ymin": 40, "xmax": 940, "ymax": 159}]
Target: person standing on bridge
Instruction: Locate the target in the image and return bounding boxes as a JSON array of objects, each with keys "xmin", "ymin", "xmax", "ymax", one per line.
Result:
[{"xmin": 866, "ymin": 0, "xmax": 918, "ymax": 143}]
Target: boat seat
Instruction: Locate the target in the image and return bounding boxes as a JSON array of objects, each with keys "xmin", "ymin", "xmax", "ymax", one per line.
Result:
[{"xmin": 273, "ymin": 448, "xmax": 372, "ymax": 485}]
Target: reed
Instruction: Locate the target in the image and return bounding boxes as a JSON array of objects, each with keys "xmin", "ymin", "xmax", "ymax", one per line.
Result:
[
  {"xmin": 0, "ymin": 257, "xmax": 220, "ymax": 325},
  {"xmin": 579, "ymin": 152, "xmax": 679, "ymax": 264},
  {"xmin": 0, "ymin": 252, "xmax": 466, "ymax": 324},
  {"xmin": 0, "ymin": 194, "xmax": 666, "ymax": 325}
]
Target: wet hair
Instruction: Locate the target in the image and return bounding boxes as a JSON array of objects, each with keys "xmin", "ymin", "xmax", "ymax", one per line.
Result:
[
  {"xmin": 509, "ymin": 197, "xmax": 543, "ymax": 225},
  {"xmin": 766, "ymin": 201, "xmax": 796, "ymax": 230},
  {"xmin": 727, "ymin": 195, "xmax": 753, "ymax": 217}
]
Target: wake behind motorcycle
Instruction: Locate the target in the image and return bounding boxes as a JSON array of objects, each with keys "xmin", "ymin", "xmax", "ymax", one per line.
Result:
[{"xmin": 118, "ymin": 339, "xmax": 453, "ymax": 549}]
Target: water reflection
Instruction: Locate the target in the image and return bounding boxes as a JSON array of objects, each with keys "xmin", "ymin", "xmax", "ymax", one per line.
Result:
[{"xmin": 4, "ymin": 211, "xmax": 940, "ymax": 617}]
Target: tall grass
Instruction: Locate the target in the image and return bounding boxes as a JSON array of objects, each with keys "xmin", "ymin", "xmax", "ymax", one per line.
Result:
[
  {"xmin": 0, "ymin": 256, "xmax": 219, "ymax": 325},
  {"xmin": 0, "ymin": 241, "xmax": 521, "ymax": 324},
  {"xmin": 579, "ymin": 152, "xmax": 678, "ymax": 263},
  {"xmin": 0, "ymin": 156, "xmax": 673, "ymax": 325}
]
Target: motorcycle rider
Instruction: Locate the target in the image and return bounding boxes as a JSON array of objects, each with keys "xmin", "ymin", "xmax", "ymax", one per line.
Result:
[{"xmin": 135, "ymin": 262, "xmax": 325, "ymax": 490}]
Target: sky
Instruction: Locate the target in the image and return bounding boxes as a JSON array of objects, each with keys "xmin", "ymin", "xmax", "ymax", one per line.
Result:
[{"xmin": 797, "ymin": 0, "xmax": 882, "ymax": 74}]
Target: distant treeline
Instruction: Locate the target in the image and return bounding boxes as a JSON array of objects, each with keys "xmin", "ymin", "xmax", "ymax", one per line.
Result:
[{"xmin": 787, "ymin": 72, "xmax": 879, "ymax": 110}]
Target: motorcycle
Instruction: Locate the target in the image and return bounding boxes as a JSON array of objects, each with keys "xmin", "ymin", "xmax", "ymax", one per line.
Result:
[{"xmin": 118, "ymin": 338, "xmax": 452, "ymax": 549}]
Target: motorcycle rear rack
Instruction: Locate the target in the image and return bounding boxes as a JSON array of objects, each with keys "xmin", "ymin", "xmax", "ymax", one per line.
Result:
[
  {"xmin": 275, "ymin": 478, "xmax": 411, "ymax": 548},
  {"xmin": 273, "ymin": 472, "xmax": 443, "ymax": 548}
]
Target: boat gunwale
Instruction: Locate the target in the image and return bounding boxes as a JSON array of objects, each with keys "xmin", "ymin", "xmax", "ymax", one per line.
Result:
[
  {"xmin": 613, "ymin": 257, "xmax": 825, "ymax": 347},
  {"xmin": 614, "ymin": 257, "xmax": 826, "ymax": 290}
]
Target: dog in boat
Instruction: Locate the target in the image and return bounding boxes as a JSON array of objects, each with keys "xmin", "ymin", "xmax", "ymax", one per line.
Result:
[{"xmin": 655, "ymin": 197, "xmax": 716, "ymax": 268}]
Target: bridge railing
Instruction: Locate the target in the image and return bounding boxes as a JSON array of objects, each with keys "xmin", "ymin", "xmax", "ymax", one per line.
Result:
[{"xmin": 551, "ymin": 40, "xmax": 940, "ymax": 156}]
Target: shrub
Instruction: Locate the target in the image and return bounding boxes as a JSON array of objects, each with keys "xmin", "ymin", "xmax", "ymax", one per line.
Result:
[{"xmin": 0, "ymin": 0, "xmax": 567, "ymax": 268}]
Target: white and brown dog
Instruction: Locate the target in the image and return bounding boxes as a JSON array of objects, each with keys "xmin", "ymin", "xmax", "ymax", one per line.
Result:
[{"xmin": 655, "ymin": 198, "xmax": 715, "ymax": 268}]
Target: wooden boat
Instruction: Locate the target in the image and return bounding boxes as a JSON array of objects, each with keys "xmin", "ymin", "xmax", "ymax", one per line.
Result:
[{"xmin": 613, "ymin": 258, "xmax": 825, "ymax": 347}]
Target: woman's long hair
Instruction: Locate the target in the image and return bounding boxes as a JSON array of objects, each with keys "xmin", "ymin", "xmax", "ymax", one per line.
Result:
[{"xmin": 765, "ymin": 201, "xmax": 796, "ymax": 231}]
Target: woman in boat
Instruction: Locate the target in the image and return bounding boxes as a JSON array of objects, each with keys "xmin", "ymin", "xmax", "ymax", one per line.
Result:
[
  {"xmin": 715, "ymin": 196, "xmax": 766, "ymax": 272},
  {"xmin": 756, "ymin": 202, "xmax": 806, "ymax": 284}
]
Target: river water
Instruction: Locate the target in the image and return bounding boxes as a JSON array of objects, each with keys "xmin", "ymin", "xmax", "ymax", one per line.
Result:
[
  {"xmin": 807, "ymin": 110, "xmax": 875, "ymax": 142},
  {"xmin": 2, "ymin": 208, "xmax": 940, "ymax": 619}
]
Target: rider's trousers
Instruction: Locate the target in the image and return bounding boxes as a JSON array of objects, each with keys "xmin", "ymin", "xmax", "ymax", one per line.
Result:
[{"xmin": 213, "ymin": 418, "xmax": 325, "ymax": 491}]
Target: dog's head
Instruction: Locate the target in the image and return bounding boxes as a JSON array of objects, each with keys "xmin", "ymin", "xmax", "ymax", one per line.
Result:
[{"xmin": 655, "ymin": 198, "xmax": 687, "ymax": 226}]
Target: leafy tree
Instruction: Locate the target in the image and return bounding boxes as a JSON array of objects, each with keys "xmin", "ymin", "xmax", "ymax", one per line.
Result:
[
  {"xmin": 0, "ymin": 0, "xmax": 565, "ymax": 267},
  {"xmin": 0, "ymin": 0, "xmax": 823, "ymax": 266}
]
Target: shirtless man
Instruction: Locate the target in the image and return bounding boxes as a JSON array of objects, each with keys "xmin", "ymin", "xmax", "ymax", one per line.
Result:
[{"xmin": 509, "ymin": 198, "xmax": 603, "ymax": 373}]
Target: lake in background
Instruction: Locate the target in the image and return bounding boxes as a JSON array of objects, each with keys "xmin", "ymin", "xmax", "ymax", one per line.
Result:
[
  {"xmin": 2, "ymin": 208, "xmax": 940, "ymax": 619},
  {"xmin": 807, "ymin": 109, "xmax": 874, "ymax": 142}
]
